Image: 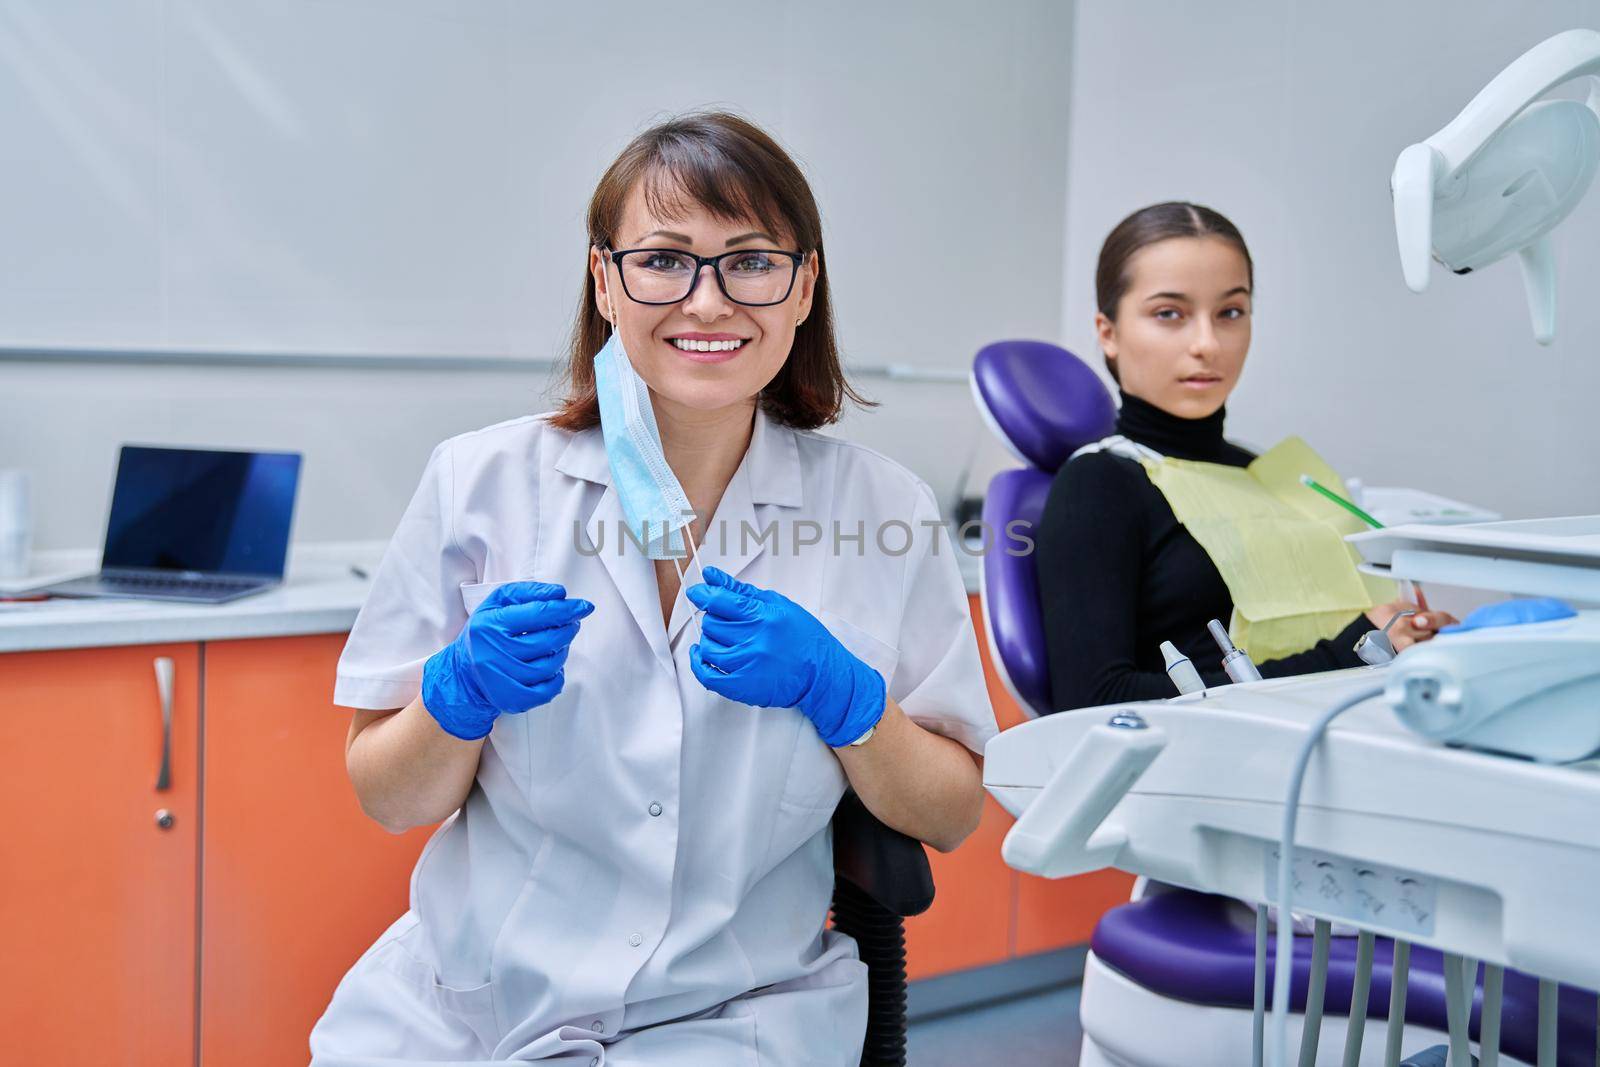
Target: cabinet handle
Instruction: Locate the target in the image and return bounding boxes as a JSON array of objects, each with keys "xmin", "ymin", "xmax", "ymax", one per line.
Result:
[{"xmin": 153, "ymin": 657, "xmax": 174, "ymax": 792}]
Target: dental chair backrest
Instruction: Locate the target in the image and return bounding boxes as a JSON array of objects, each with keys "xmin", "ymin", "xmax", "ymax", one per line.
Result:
[{"xmin": 970, "ymin": 340, "xmax": 1116, "ymax": 718}]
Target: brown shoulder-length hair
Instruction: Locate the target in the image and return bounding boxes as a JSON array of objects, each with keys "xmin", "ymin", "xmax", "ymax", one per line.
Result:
[
  {"xmin": 548, "ymin": 110, "xmax": 870, "ymax": 432},
  {"xmin": 1094, "ymin": 201, "xmax": 1253, "ymax": 384}
]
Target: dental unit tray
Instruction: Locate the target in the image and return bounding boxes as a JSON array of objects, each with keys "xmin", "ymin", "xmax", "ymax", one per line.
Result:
[
  {"xmin": 982, "ymin": 668, "xmax": 1600, "ymax": 990},
  {"xmin": 1352, "ymin": 486, "xmax": 1501, "ymax": 528},
  {"xmin": 1349, "ymin": 514, "xmax": 1600, "ymax": 605}
]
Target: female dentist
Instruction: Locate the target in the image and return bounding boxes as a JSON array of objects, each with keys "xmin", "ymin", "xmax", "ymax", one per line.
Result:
[
  {"xmin": 1035, "ymin": 201, "xmax": 1457, "ymax": 712},
  {"xmin": 311, "ymin": 111, "xmax": 996, "ymax": 1065}
]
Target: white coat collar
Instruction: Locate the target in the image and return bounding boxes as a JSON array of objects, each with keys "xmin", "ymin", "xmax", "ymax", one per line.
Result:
[
  {"xmin": 553, "ymin": 404, "xmax": 804, "ymax": 672},
  {"xmin": 553, "ymin": 404, "xmax": 804, "ymax": 509}
]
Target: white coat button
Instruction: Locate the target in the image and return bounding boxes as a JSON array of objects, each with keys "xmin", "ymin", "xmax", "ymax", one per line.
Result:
[
  {"xmin": 629, "ymin": 932, "xmax": 643, "ymax": 947},
  {"xmin": 592, "ymin": 1020, "xmax": 605, "ymax": 1033},
  {"xmin": 648, "ymin": 803, "xmax": 663, "ymax": 817}
]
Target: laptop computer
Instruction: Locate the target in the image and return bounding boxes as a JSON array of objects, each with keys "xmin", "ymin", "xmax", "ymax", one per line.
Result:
[{"xmin": 36, "ymin": 445, "xmax": 302, "ymax": 605}]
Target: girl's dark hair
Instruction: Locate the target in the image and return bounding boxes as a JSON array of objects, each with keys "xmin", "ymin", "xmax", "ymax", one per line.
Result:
[
  {"xmin": 550, "ymin": 110, "xmax": 870, "ymax": 432},
  {"xmin": 1094, "ymin": 201, "xmax": 1253, "ymax": 383}
]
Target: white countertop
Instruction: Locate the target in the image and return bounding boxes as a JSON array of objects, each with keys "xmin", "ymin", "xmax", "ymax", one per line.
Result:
[
  {"xmin": 0, "ymin": 542, "xmax": 385, "ymax": 653},
  {"xmin": 0, "ymin": 542, "xmax": 983, "ymax": 654}
]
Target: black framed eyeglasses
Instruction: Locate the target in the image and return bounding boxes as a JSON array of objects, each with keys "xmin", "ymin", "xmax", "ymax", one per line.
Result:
[{"xmin": 606, "ymin": 247, "xmax": 806, "ymax": 307}]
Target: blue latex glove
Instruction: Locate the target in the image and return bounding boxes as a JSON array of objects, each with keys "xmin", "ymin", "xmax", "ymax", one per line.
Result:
[
  {"xmin": 685, "ymin": 566, "xmax": 886, "ymax": 748},
  {"xmin": 421, "ymin": 581, "xmax": 593, "ymax": 740},
  {"xmin": 1440, "ymin": 596, "xmax": 1575, "ymax": 633}
]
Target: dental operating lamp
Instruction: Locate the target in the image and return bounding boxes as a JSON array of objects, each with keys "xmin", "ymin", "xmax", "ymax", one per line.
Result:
[{"xmin": 1392, "ymin": 28, "xmax": 1600, "ymax": 344}]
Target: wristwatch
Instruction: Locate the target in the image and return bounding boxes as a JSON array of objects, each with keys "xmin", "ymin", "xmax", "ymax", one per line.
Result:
[{"xmin": 840, "ymin": 724, "xmax": 876, "ymax": 748}]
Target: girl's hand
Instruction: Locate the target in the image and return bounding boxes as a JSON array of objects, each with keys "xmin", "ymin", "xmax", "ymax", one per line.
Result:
[{"xmin": 1366, "ymin": 599, "xmax": 1459, "ymax": 653}]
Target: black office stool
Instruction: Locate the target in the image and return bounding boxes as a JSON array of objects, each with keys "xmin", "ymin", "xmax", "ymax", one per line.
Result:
[{"xmin": 829, "ymin": 791, "xmax": 937, "ymax": 1067}]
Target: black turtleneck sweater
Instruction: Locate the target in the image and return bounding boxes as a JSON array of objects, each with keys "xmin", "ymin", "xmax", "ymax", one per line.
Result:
[{"xmin": 1034, "ymin": 392, "xmax": 1369, "ymax": 712}]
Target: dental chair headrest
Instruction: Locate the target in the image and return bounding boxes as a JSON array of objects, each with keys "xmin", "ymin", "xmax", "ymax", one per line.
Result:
[{"xmin": 969, "ymin": 340, "xmax": 1117, "ymax": 473}]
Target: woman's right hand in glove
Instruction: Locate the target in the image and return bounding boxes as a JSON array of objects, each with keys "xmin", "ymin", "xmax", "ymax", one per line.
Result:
[{"xmin": 421, "ymin": 581, "xmax": 594, "ymax": 740}]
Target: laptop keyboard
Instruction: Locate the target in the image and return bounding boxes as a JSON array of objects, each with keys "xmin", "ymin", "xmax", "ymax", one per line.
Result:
[{"xmin": 102, "ymin": 574, "xmax": 260, "ymax": 594}]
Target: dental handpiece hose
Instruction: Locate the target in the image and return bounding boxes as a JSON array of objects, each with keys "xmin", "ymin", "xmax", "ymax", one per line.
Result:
[{"xmin": 1208, "ymin": 619, "xmax": 1263, "ymax": 683}]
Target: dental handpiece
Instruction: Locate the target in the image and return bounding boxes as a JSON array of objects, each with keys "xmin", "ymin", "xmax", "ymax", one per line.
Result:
[
  {"xmin": 1161, "ymin": 640, "xmax": 1205, "ymax": 695},
  {"xmin": 1207, "ymin": 619, "xmax": 1263, "ymax": 683}
]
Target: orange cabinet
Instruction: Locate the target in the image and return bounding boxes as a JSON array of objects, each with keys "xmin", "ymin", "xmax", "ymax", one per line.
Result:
[
  {"xmin": 903, "ymin": 599, "xmax": 1134, "ymax": 978},
  {"xmin": 0, "ymin": 644, "xmax": 201, "ymax": 1066},
  {"xmin": 199, "ymin": 635, "xmax": 431, "ymax": 1067},
  {"xmin": 904, "ymin": 793, "xmax": 1016, "ymax": 979},
  {"xmin": 976, "ymin": 597, "xmax": 1137, "ymax": 957},
  {"xmin": 0, "ymin": 635, "xmax": 426, "ymax": 1067},
  {"xmin": 2, "ymin": 598, "xmax": 1131, "ymax": 1060}
]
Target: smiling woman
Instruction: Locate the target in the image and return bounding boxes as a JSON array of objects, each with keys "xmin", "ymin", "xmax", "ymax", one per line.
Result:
[
  {"xmin": 552, "ymin": 111, "xmax": 871, "ymax": 433},
  {"xmin": 310, "ymin": 110, "xmax": 996, "ymax": 1066}
]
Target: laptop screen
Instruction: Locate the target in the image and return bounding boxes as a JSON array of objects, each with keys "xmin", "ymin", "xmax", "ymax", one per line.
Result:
[{"xmin": 102, "ymin": 447, "xmax": 302, "ymax": 577}]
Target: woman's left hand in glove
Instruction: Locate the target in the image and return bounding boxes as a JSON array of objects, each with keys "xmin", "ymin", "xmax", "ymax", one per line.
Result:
[{"xmin": 685, "ymin": 566, "xmax": 886, "ymax": 748}]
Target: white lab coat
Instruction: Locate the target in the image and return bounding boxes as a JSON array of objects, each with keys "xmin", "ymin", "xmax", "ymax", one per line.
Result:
[{"xmin": 312, "ymin": 409, "xmax": 997, "ymax": 1065}]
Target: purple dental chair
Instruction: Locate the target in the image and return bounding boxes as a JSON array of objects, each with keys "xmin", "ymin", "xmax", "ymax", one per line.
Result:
[
  {"xmin": 969, "ymin": 339, "xmax": 1598, "ymax": 1065},
  {"xmin": 970, "ymin": 339, "xmax": 1116, "ymax": 719}
]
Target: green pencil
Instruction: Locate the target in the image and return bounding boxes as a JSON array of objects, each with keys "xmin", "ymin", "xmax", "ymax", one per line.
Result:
[
  {"xmin": 1300, "ymin": 474, "xmax": 1433, "ymax": 613},
  {"xmin": 1298, "ymin": 474, "xmax": 1384, "ymax": 529}
]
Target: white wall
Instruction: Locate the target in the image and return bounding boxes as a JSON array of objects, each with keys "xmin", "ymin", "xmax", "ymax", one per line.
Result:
[
  {"xmin": 1058, "ymin": 0, "xmax": 1600, "ymax": 523},
  {"xmin": 0, "ymin": 0, "xmax": 1074, "ymax": 551}
]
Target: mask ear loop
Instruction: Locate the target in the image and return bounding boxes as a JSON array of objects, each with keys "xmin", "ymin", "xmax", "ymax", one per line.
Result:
[
  {"xmin": 600, "ymin": 248, "xmax": 620, "ymax": 333},
  {"xmin": 670, "ymin": 520, "xmax": 709, "ymax": 647},
  {"xmin": 673, "ymin": 540, "xmax": 724, "ymax": 674},
  {"xmin": 684, "ymin": 525, "xmax": 708, "ymax": 645}
]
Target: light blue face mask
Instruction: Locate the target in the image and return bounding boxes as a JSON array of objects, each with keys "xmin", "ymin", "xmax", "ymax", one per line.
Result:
[{"xmin": 592, "ymin": 328, "xmax": 695, "ymax": 561}]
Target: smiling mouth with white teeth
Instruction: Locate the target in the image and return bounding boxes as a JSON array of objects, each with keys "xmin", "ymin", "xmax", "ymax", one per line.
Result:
[{"xmin": 669, "ymin": 338, "xmax": 748, "ymax": 352}]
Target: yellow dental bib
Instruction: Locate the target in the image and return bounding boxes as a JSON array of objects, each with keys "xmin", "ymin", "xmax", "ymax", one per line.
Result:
[{"xmin": 1129, "ymin": 436, "xmax": 1395, "ymax": 663}]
